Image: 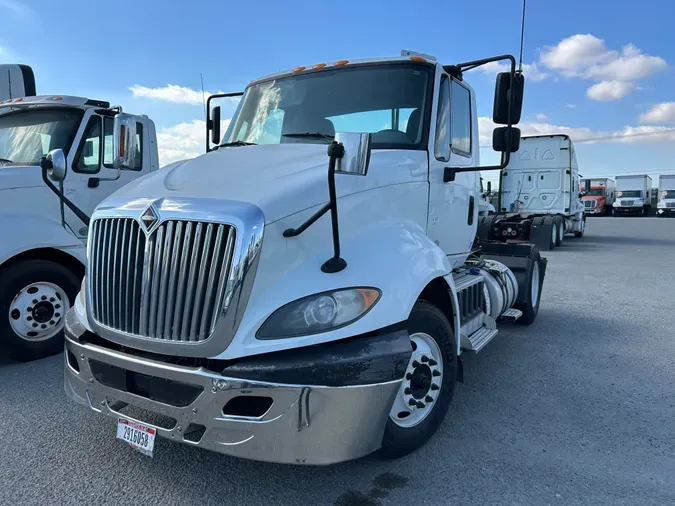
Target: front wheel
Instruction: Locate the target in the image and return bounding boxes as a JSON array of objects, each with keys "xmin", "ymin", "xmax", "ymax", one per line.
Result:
[
  {"xmin": 380, "ymin": 301, "xmax": 457, "ymax": 458},
  {"xmin": 515, "ymin": 249, "xmax": 543, "ymax": 325},
  {"xmin": 0, "ymin": 259, "xmax": 81, "ymax": 362}
]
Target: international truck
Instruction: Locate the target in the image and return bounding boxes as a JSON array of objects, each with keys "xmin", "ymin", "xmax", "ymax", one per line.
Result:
[
  {"xmin": 581, "ymin": 178, "xmax": 615, "ymax": 216},
  {"xmin": 0, "ymin": 64, "xmax": 160, "ymax": 361},
  {"xmin": 656, "ymin": 174, "xmax": 675, "ymax": 216},
  {"xmin": 477, "ymin": 135, "xmax": 586, "ymax": 250},
  {"xmin": 47, "ymin": 51, "xmax": 548, "ymax": 465},
  {"xmin": 613, "ymin": 175, "xmax": 652, "ymax": 216}
]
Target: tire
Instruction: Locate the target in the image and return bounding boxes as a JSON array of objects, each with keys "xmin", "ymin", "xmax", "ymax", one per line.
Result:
[
  {"xmin": 477, "ymin": 215, "xmax": 497, "ymax": 242},
  {"xmin": 380, "ymin": 301, "xmax": 457, "ymax": 459},
  {"xmin": 543, "ymin": 216, "xmax": 556, "ymax": 250},
  {"xmin": 0, "ymin": 259, "xmax": 81, "ymax": 362},
  {"xmin": 515, "ymin": 250, "xmax": 543, "ymax": 325},
  {"xmin": 555, "ymin": 216, "xmax": 564, "ymax": 246},
  {"xmin": 574, "ymin": 215, "xmax": 586, "ymax": 238}
]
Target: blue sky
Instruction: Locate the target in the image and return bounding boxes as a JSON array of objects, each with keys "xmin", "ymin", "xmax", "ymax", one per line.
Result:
[{"xmin": 1, "ymin": 0, "xmax": 674, "ymax": 185}]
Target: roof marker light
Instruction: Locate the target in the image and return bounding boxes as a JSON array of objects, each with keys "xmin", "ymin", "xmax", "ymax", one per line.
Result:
[
  {"xmin": 409, "ymin": 56, "xmax": 427, "ymax": 62},
  {"xmin": 52, "ymin": 96, "xmax": 63, "ymax": 101},
  {"xmin": 293, "ymin": 66, "xmax": 306, "ymax": 72},
  {"xmin": 312, "ymin": 63, "xmax": 327, "ymax": 69},
  {"xmin": 334, "ymin": 60, "xmax": 349, "ymax": 66}
]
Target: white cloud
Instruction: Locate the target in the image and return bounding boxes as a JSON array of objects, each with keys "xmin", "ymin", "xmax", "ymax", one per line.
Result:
[
  {"xmin": 586, "ymin": 80, "xmax": 635, "ymax": 101},
  {"xmin": 156, "ymin": 118, "xmax": 231, "ymax": 165},
  {"xmin": 566, "ymin": 104, "xmax": 577, "ymax": 109},
  {"xmin": 477, "ymin": 61, "xmax": 548, "ymax": 81},
  {"xmin": 0, "ymin": 0, "xmax": 36, "ymax": 18},
  {"xmin": 535, "ymin": 113, "xmax": 548, "ymax": 122},
  {"xmin": 479, "ymin": 116, "xmax": 675, "ymax": 145},
  {"xmin": 539, "ymin": 34, "xmax": 666, "ymax": 100},
  {"xmin": 638, "ymin": 102, "xmax": 675, "ymax": 124},
  {"xmin": 129, "ymin": 84, "xmax": 234, "ymax": 106}
]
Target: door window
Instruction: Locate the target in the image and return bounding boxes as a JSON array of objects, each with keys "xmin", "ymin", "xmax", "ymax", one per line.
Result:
[
  {"xmin": 434, "ymin": 77, "xmax": 451, "ymax": 161},
  {"xmin": 73, "ymin": 116, "xmax": 102, "ymax": 173},
  {"xmin": 451, "ymin": 80, "xmax": 472, "ymax": 156}
]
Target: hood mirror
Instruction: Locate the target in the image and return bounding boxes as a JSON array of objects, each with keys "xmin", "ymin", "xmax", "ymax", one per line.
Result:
[
  {"xmin": 334, "ymin": 132, "xmax": 371, "ymax": 176},
  {"xmin": 41, "ymin": 149, "xmax": 67, "ymax": 182}
]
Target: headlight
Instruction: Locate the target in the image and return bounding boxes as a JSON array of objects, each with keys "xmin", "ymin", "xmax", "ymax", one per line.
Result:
[{"xmin": 256, "ymin": 287, "xmax": 381, "ymax": 339}]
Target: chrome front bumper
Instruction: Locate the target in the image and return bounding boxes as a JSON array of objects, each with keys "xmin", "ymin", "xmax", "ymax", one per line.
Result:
[{"xmin": 64, "ymin": 312, "xmax": 410, "ymax": 465}]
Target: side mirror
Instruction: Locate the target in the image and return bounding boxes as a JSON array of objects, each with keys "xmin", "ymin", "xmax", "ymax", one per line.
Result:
[
  {"xmin": 492, "ymin": 126, "xmax": 521, "ymax": 153},
  {"xmin": 40, "ymin": 149, "xmax": 67, "ymax": 182},
  {"xmin": 210, "ymin": 106, "xmax": 221, "ymax": 146},
  {"xmin": 487, "ymin": 181, "xmax": 492, "ymax": 193},
  {"xmin": 493, "ymin": 72, "xmax": 524, "ymax": 125},
  {"xmin": 335, "ymin": 132, "xmax": 371, "ymax": 176},
  {"xmin": 113, "ymin": 113, "xmax": 138, "ymax": 170}
]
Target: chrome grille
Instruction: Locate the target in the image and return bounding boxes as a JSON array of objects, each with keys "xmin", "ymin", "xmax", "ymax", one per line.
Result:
[
  {"xmin": 666, "ymin": 202, "xmax": 675, "ymax": 208},
  {"xmin": 583, "ymin": 200, "xmax": 596, "ymax": 208},
  {"xmin": 621, "ymin": 200, "xmax": 635, "ymax": 206},
  {"xmin": 89, "ymin": 218, "xmax": 235, "ymax": 342}
]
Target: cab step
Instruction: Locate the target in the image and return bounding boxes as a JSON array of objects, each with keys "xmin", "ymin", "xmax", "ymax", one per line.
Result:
[
  {"xmin": 465, "ymin": 326, "xmax": 499, "ymax": 353},
  {"xmin": 498, "ymin": 308, "xmax": 523, "ymax": 322}
]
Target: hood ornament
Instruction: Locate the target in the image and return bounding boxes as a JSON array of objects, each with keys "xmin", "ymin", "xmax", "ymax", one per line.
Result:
[{"xmin": 140, "ymin": 204, "xmax": 159, "ymax": 232}]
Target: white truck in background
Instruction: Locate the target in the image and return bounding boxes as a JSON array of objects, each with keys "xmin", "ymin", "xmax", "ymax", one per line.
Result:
[
  {"xmin": 613, "ymin": 175, "xmax": 652, "ymax": 216},
  {"xmin": 0, "ymin": 64, "xmax": 160, "ymax": 361},
  {"xmin": 477, "ymin": 135, "xmax": 586, "ymax": 250},
  {"xmin": 46, "ymin": 51, "xmax": 550, "ymax": 465},
  {"xmin": 479, "ymin": 176, "xmax": 496, "ymax": 216},
  {"xmin": 657, "ymin": 174, "xmax": 675, "ymax": 216},
  {"xmin": 581, "ymin": 178, "xmax": 615, "ymax": 216}
]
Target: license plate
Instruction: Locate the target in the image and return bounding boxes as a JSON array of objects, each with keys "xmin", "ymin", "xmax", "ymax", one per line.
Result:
[{"xmin": 116, "ymin": 418, "xmax": 156, "ymax": 457}]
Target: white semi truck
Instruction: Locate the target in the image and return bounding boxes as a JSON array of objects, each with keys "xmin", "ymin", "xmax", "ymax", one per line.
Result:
[
  {"xmin": 477, "ymin": 135, "xmax": 586, "ymax": 250},
  {"xmin": 48, "ymin": 51, "xmax": 548, "ymax": 465},
  {"xmin": 0, "ymin": 65, "xmax": 160, "ymax": 361},
  {"xmin": 656, "ymin": 175, "xmax": 675, "ymax": 217},
  {"xmin": 613, "ymin": 175, "xmax": 652, "ymax": 216}
]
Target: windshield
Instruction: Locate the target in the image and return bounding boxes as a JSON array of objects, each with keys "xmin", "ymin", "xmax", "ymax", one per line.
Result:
[
  {"xmin": 618, "ymin": 190, "xmax": 642, "ymax": 198},
  {"xmin": 0, "ymin": 107, "xmax": 83, "ymax": 165},
  {"xmin": 662, "ymin": 190, "xmax": 675, "ymax": 199},
  {"xmin": 222, "ymin": 63, "xmax": 432, "ymax": 149},
  {"xmin": 586, "ymin": 189, "xmax": 604, "ymax": 196}
]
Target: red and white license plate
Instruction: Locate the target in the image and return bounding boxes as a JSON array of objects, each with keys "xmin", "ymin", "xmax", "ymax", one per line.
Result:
[{"xmin": 116, "ymin": 418, "xmax": 156, "ymax": 457}]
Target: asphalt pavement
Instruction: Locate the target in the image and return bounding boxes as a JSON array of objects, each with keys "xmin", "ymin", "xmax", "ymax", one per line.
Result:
[{"xmin": 1, "ymin": 217, "xmax": 674, "ymax": 505}]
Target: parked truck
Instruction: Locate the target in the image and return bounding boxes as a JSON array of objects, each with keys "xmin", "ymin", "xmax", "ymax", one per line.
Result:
[
  {"xmin": 0, "ymin": 64, "xmax": 160, "ymax": 361},
  {"xmin": 656, "ymin": 174, "xmax": 675, "ymax": 216},
  {"xmin": 477, "ymin": 135, "xmax": 586, "ymax": 250},
  {"xmin": 478, "ymin": 176, "xmax": 496, "ymax": 216},
  {"xmin": 613, "ymin": 175, "xmax": 652, "ymax": 216},
  {"xmin": 45, "ymin": 51, "xmax": 548, "ymax": 464},
  {"xmin": 581, "ymin": 178, "xmax": 615, "ymax": 216}
]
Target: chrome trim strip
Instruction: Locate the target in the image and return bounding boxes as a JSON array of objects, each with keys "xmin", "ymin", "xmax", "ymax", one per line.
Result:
[{"xmin": 86, "ymin": 197, "xmax": 265, "ymax": 357}]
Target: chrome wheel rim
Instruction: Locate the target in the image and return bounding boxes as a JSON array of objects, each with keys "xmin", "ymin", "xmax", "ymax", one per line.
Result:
[
  {"xmin": 390, "ymin": 332, "xmax": 443, "ymax": 428},
  {"xmin": 558, "ymin": 221, "xmax": 564, "ymax": 242},
  {"xmin": 551, "ymin": 223, "xmax": 557, "ymax": 245},
  {"xmin": 9, "ymin": 282, "xmax": 69, "ymax": 341},
  {"xmin": 531, "ymin": 261, "xmax": 540, "ymax": 307}
]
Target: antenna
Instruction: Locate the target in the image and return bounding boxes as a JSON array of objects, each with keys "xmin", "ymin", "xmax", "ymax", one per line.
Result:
[
  {"xmin": 518, "ymin": 0, "xmax": 527, "ymax": 72},
  {"xmin": 200, "ymin": 73, "xmax": 206, "ymax": 118}
]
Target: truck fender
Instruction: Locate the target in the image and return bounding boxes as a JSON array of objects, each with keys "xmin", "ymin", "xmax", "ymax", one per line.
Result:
[
  {"xmin": 223, "ymin": 218, "xmax": 454, "ymax": 360},
  {"xmin": 0, "ymin": 214, "xmax": 85, "ymax": 268}
]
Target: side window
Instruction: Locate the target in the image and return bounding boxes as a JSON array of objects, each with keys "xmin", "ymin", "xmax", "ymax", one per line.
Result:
[
  {"xmin": 103, "ymin": 117, "xmax": 114, "ymax": 167},
  {"xmin": 434, "ymin": 77, "xmax": 451, "ymax": 161},
  {"xmin": 451, "ymin": 80, "xmax": 472, "ymax": 156},
  {"xmin": 74, "ymin": 116, "xmax": 102, "ymax": 173},
  {"xmin": 134, "ymin": 122, "xmax": 143, "ymax": 170}
]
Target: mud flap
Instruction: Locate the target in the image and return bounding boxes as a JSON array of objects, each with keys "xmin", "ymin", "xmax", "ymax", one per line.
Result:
[
  {"xmin": 480, "ymin": 241, "xmax": 547, "ymax": 307},
  {"xmin": 529, "ymin": 216, "xmax": 553, "ymax": 251}
]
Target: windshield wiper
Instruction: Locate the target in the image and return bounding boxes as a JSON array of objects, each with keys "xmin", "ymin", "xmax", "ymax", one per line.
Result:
[
  {"xmin": 282, "ymin": 132, "xmax": 334, "ymax": 140},
  {"xmin": 217, "ymin": 140, "xmax": 257, "ymax": 148},
  {"xmin": 0, "ymin": 158, "xmax": 13, "ymax": 164}
]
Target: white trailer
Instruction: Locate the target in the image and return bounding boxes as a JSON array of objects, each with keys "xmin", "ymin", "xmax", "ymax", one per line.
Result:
[
  {"xmin": 478, "ymin": 135, "xmax": 586, "ymax": 250},
  {"xmin": 613, "ymin": 175, "xmax": 652, "ymax": 216},
  {"xmin": 581, "ymin": 178, "xmax": 616, "ymax": 216},
  {"xmin": 657, "ymin": 174, "xmax": 675, "ymax": 216},
  {"xmin": 48, "ymin": 51, "xmax": 549, "ymax": 464},
  {"xmin": 0, "ymin": 84, "xmax": 160, "ymax": 361}
]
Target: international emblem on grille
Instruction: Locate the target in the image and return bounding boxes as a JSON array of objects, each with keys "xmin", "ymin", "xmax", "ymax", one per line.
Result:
[{"xmin": 140, "ymin": 205, "xmax": 159, "ymax": 232}]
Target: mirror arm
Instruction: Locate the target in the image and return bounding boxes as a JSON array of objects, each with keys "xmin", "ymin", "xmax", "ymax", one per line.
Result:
[
  {"xmin": 88, "ymin": 168, "xmax": 121, "ymax": 188},
  {"xmin": 444, "ymin": 150, "xmax": 512, "ymax": 183},
  {"xmin": 205, "ymin": 91, "xmax": 244, "ymax": 153},
  {"xmin": 283, "ymin": 141, "xmax": 347, "ymax": 274},
  {"xmin": 40, "ymin": 157, "xmax": 90, "ymax": 226}
]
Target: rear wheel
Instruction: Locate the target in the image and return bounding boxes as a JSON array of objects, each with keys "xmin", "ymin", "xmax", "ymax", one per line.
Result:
[
  {"xmin": 549, "ymin": 221, "xmax": 557, "ymax": 250},
  {"xmin": 0, "ymin": 259, "xmax": 80, "ymax": 362},
  {"xmin": 555, "ymin": 216, "xmax": 565, "ymax": 246},
  {"xmin": 380, "ymin": 301, "xmax": 457, "ymax": 458}
]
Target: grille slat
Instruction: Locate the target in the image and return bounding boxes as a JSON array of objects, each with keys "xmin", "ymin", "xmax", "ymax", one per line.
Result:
[{"xmin": 90, "ymin": 217, "xmax": 234, "ymax": 343}]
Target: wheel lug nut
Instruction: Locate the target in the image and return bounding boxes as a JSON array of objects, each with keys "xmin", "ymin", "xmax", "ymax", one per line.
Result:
[
  {"xmin": 27, "ymin": 316, "xmax": 32, "ymax": 321},
  {"xmin": 32, "ymin": 299, "xmax": 38, "ymax": 304},
  {"xmin": 408, "ymin": 399, "xmax": 417, "ymax": 406},
  {"xmin": 41, "ymin": 296, "xmax": 47, "ymax": 300},
  {"xmin": 32, "ymin": 323, "xmax": 38, "ymax": 328},
  {"xmin": 405, "ymin": 373, "xmax": 412, "ymax": 380},
  {"xmin": 55, "ymin": 304, "xmax": 61, "ymax": 309},
  {"xmin": 55, "ymin": 313, "xmax": 60, "ymax": 317},
  {"xmin": 41, "ymin": 324, "xmax": 47, "ymax": 329},
  {"xmin": 404, "ymin": 388, "xmax": 411, "ymax": 395},
  {"xmin": 425, "ymin": 395, "xmax": 433, "ymax": 403},
  {"xmin": 431, "ymin": 384, "xmax": 439, "ymax": 391},
  {"xmin": 432, "ymin": 370, "xmax": 441, "ymax": 377},
  {"xmin": 421, "ymin": 355, "xmax": 429, "ymax": 362},
  {"xmin": 27, "ymin": 307, "xmax": 33, "ymax": 312},
  {"xmin": 50, "ymin": 320, "xmax": 55, "ymax": 325},
  {"xmin": 416, "ymin": 401, "xmax": 425, "ymax": 409},
  {"xmin": 412, "ymin": 360, "xmax": 421, "ymax": 368},
  {"xmin": 429, "ymin": 359, "xmax": 438, "ymax": 366}
]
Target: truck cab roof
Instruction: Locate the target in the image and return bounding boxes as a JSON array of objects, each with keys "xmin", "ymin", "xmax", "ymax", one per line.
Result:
[{"xmin": 0, "ymin": 95, "xmax": 111, "ymax": 112}]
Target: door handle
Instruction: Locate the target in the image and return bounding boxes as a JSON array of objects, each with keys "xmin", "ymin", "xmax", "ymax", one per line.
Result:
[{"xmin": 468, "ymin": 196, "xmax": 474, "ymax": 225}]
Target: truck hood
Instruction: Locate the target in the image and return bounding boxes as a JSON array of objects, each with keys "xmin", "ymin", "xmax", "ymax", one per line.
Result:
[
  {"xmin": 0, "ymin": 165, "xmax": 43, "ymax": 190},
  {"xmin": 107, "ymin": 144, "xmax": 413, "ymax": 224}
]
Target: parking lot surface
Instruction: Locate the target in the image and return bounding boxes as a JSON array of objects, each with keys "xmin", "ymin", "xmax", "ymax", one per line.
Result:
[{"xmin": 1, "ymin": 217, "xmax": 674, "ymax": 505}]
